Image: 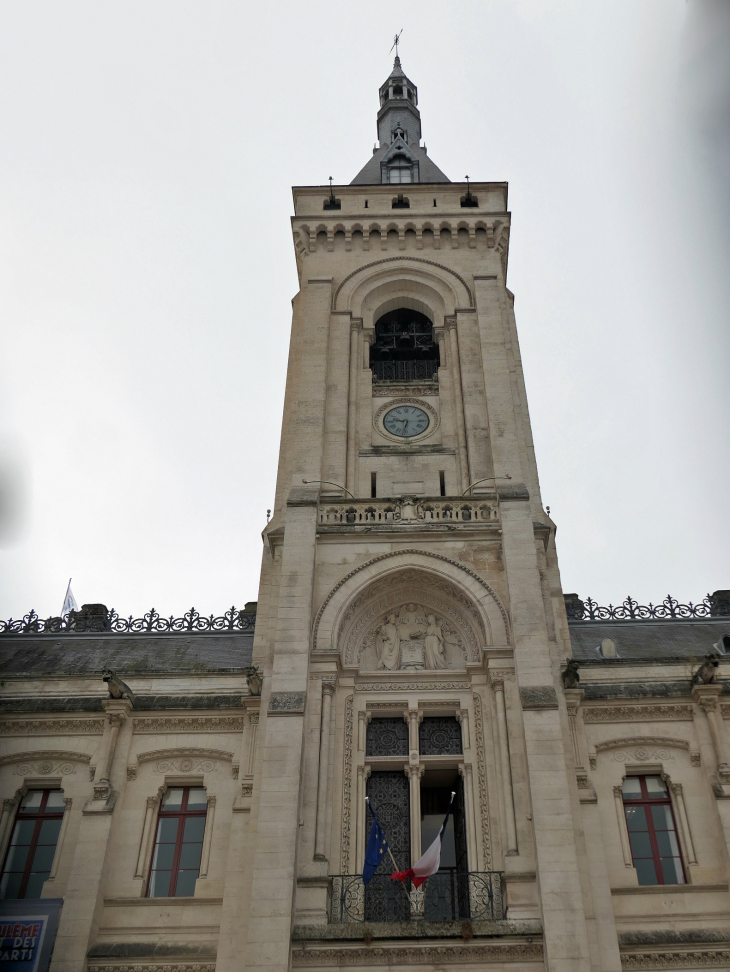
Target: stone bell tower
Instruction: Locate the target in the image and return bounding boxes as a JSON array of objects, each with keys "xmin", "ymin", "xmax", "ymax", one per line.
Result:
[{"xmin": 225, "ymin": 55, "xmax": 613, "ymax": 972}]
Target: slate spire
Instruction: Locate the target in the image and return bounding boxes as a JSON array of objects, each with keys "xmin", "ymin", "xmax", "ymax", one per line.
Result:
[{"xmin": 350, "ymin": 57, "xmax": 450, "ymax": 186}]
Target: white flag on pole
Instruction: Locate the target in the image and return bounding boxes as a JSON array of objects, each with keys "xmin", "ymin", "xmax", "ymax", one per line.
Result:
[{"xmin": 61, "ymin": 579, "xmax": 78, "ymax": 618}]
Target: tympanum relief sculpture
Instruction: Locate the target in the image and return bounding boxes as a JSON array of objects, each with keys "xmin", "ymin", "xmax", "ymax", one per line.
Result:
[{"xmin": 362, "ymin": 603, "xmax": 465, "ymax": 672}]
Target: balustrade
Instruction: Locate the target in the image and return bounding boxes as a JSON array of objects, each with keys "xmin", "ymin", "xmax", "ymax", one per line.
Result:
[{"xmin": 318, "ymin": 498, "xmax": 498, "ymax": 526}]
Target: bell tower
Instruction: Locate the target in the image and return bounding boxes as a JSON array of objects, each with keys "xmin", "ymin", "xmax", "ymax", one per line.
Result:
[{"xmin": 229, "ymin": 56, "xmax": 611, "ymax": 972}]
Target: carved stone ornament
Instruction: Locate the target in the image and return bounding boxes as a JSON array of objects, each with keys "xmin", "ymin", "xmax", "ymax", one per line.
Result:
[
  {"xmin": 0, "ymin": 751, "xmax": 91, "ymax": 777},
  {"xmin": 340, "ymin": 695, "xmax": 354, "ymax": 872},
  {"xmin": 621, "ymin": 949, "xmax": 730, "ymax": 969},
  {"xmin": 88, "ymin": 966, "xmax": 216, "ymax": 972},
  {"xmin": 268, "ymin": 692, "xmax": 306, "ymax": 714},
  {"xmin": 0, "ymin": 719, "xmax": 104, "ymax": 735},
  {"xmin": 519, "ymin": 686, "xmax": 559, "ymax": 710},
  {"xmin": 582, "ymin": 705, "xmax": 693, "ymax": 723},
  {"xmin": 358, "ymin": 601, "xmax": 469, "ymax": 673},
  {"xmin": 291, "ymin": 943, "xmax": 544, "ymax": 967},
  {"xmin": 133, "ymin": 717, "xmax": 244, "ymax": 733},
  {"xmin": 127, "ymin": 748, "xmax": 233, "ymax": 780},
  {"xmin": 339, "ymin": 572, "xmax": 484, "ymax": 671},
  {"xmin": 356, "ymin": 681, "xmax": 470, "ymax": 693},
  {"xmin": 472, "ymin": 693, "xmax": 492, "ymax": 868},
  {"xmin": 595, "ymin": 737, "xmax": 690, "ymax": 757}
]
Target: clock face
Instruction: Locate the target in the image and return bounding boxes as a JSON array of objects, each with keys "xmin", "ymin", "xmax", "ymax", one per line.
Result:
[{"xmin": 383, "ymin": 405, "xmax": 430, "ymax": 438}]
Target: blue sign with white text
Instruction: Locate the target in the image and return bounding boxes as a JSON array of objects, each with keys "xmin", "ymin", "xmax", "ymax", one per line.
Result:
[{"xmin": 0, "ymin": 901, "xmax": 62, "ymax": 972}]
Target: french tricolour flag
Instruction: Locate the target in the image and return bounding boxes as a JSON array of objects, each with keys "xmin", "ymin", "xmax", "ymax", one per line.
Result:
[{"xmin": 391, "ymin": 792, "xmax": 454, "ymax": 888}]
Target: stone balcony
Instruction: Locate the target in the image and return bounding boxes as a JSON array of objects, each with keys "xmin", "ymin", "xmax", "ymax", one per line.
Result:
[{"xmin": 317, "ymin": 496, "xmax": 499, "ymax": 533}]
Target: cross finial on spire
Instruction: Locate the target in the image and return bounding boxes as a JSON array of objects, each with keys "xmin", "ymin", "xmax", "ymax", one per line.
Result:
[{"xmin": 390, "ymin": 29, "xmax": 403, "ymax": 59}]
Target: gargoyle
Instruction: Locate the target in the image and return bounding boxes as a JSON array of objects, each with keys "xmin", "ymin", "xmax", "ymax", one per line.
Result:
[
  {"xmin": 244, "ymin": 666, "xmax": 263, "ymax": 697},
  {"xmin": 562, "ymin": 659, "xmax": 581, "ymax": 689},
  {"xmin": 102, "ymin": 669, "xmax": 135, "ymax": 702},
  {"xmin": 692, "ymin": 653, "xmax": 720, "ymax": 685}
]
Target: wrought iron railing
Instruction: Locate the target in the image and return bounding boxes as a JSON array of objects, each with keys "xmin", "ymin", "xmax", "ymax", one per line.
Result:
[
  {"xmin": 0, "ymin": 606, "xmax": 256, "ymax": 636},
  {"xmin": 371, "ymin": 360, "xmax": 438, "ymax": 382},
  {"xmin": 330, "ymin": 871, "xmax": 504, "ymax": 923},
  {"xmin": 565, "ymin": 593, "xmax": 730, "ymax": 622}
]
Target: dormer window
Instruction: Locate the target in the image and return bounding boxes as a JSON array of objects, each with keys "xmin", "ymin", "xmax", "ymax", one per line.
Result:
[{"xmin": 387, "ymin": 161, "xmax": 412, "ymax": 184}]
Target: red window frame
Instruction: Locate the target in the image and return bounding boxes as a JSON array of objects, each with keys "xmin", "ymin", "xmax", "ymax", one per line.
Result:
[
  {"xmin": 622, "ymin": 775, "xmax": 685, "ymax": 885},
  {"xmin": 146, "ymin": 787, "xmax": 207, "ymax": 898},
  {"xmin": 0, "ymin": 790, "xmax": 64, "ymax": 900}
]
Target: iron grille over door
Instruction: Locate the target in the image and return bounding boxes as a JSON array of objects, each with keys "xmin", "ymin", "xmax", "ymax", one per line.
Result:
[
  {"xmin": 365, "ymin": 772, "xmax": 410, "ymax": 921},
  {"xmin": 419, "ymin": 717, "xmax": 462, "ymax": 755},
  {"xmin": 366, "ymin": 718, "xmax": 409, "ymax": 757}
]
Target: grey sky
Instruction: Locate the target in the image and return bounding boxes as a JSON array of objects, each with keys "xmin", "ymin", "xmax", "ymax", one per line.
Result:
[{"xmin": 0, "ymin": 0, "xmax": 728, "ymax": 619}]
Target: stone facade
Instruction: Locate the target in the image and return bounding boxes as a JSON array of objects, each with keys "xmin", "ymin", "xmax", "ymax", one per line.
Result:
[{"xmin": 1, "ymin": 56, "xmax": 729, "ymax": 972}]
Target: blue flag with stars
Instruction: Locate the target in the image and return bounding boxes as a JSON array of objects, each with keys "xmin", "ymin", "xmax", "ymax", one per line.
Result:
[{"xmin": 363, "ymin": 815, "xmax": 390, "ymax": 885}]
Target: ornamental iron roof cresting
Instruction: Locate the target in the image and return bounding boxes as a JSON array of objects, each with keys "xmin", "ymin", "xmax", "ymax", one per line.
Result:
[{"xmin": 0, "ymin": 605, "xmax": 256, "ymax": 636}]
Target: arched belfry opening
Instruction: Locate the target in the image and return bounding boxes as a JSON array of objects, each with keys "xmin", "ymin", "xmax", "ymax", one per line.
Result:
[{"xmin": 369, "ymin": 308, "xmax": 439, "ymax": 382}]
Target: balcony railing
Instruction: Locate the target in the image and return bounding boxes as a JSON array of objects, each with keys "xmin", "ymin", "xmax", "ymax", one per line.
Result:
[
  {"xmin": 330, "ymin": 871, "xmax": 504, "ymax": 923},
  {"xmin": 371, "ymin": 360, "xmax": 438, "ymax": 382},
  {"xmin": 319, "ymin": 497, "xmax": 498, "ymax": 527}
]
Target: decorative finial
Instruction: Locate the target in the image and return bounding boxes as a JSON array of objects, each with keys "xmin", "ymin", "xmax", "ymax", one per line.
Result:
[
  {"xmin": 390, "ymin": 29, "xmax": 403, "ymax": 59},
  {"xmin": 328, "ymin": 176, "xmax": 336, "ymax": 206},
  {"xmin": 266, "ymin": 509, "xmax": 271, "ymax": 523}
]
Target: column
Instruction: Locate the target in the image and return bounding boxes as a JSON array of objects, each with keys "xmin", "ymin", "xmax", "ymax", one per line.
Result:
[
  {"xmin": 490, "ymin": 673, "xmax": 518, "ymax": 855},
  {"xmin": 346, "ymin": 320, "xmax": 361, "ymax": 495},
  {"xmin": 356, "ymin": 766, "xmax": 371, "ymax": 872},
  {"xmin": 314, "ymin": 682, "xmax": 335, "ymax": 859},
  {"xmin": 358, "ymin": 710, "xmax": 371, "ymax": 753},
  {"xmin": 613, "ymin": 786, "xmax": 633, "ymax": 867},
  {"xmin": 458, "ymin": 763, "xmax": 479, "ymax": 871},
  {"xmin": 446, "ymin": 318, "xmax": 469, "ymax": 491},
  {"xmin": 669, "ymin": 783, "xmax": 697, "ymax": 866},
  {"xmin": 693, "ymin": 686, "xmax": 728, "ymax": 775},
  {"xmin": 51, "ymin": 698, "xmax": 133, "ymax": 972},
  {"xmin": 564, "ymin": 693, "xmax": 582, "ymax": 767},
  {"xmin": 455, "ymin": 308, "xmax": 491, "ymax": 488},
  {"xmin": 135, "ymin": 796, "xmax": 157, "ymax": 878},
  {"xmin": 405, "ymin": 765, "xmax": 423, "ymax": 864}
]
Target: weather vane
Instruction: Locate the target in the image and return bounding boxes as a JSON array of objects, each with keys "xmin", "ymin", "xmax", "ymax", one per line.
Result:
[{"xmin": 390, "ymin": 30, "xmax": 403, "ymax": 58}]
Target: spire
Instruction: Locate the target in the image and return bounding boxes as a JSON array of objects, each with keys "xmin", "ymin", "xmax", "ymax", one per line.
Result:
[{"xmin": 350, "ymin": 55, "xmax": 450, "ymax": 185}]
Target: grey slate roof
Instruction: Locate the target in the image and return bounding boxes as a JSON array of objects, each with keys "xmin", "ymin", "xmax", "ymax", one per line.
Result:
[
  {"xmin": 568, "ymin": 619, "xmax": 729, "ymax": 662},
  {"xmin": 350, "ymin": 144, "xmax": 450, "ymax": 186},
  {"xmin": 0, "ymin": 631, "xmax": 253, "ymax": 676}
]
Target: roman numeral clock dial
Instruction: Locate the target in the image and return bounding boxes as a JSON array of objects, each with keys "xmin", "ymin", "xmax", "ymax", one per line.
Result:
[{"xmin": 383, "ymin": 405, "xmax": 430, "ymax": 438}]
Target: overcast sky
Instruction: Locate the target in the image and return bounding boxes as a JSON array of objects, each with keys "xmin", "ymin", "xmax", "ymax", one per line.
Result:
[{"xmin": 0, "ymin": 0, "xmax": 728, "ymax": 620}]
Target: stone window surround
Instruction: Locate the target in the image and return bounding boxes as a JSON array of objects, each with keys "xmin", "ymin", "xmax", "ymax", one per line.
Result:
[
  {"xmin": 600, "ymin": 761, "xmax": 699, "ymax": 885},
  {"xmin": 0, "ymin": 783, "xmax": 73, "ymax": 889},
  {"xmin": 134, "ymin": 779, "xmax": 216, "ymax": 896},
  {"xmin": 355, "ymin": 699, "xmax": 479, "ymax": 873}
]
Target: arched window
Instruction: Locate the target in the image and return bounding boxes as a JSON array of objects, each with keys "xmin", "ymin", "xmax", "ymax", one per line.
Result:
[{"xmin": 370, "ymin": 309, "xmax": 439, "ymax": 382}]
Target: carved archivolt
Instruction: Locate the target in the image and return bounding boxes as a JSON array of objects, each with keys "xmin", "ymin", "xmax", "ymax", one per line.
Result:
[
  {"xmin": 313, "ymin": 550, "xmax": 510, "ymax": 660},
  {"xmin": 332, "ymin": 256, "xmax": 474, "ymax": 310}
]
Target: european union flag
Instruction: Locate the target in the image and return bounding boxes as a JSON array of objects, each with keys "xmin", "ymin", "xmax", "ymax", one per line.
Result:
[{"xmin": 363, "ymin": 816, "xmax": 390, "ymax": 885}]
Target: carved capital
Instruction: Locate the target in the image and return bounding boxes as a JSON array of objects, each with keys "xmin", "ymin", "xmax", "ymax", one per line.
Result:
[
  {"xmin": 248, "ymin": 711, "xmax": 259, "ymax": 725},
  {"xmin": 699, "ymin": 697, "xmax": 718, "ymax": 714},
  {"xmin": 322, "ymin": 682, "xmax": 336, "ymax": 698},
  {"xmin": 613, "ymin": 785, "xmax": 624, "ymax": 798},
  {"xmin": 350, "ymin": 318, "xmax": 363, "ymax": 333},
  {"xmin": 445, "ymin": 316, "xmax": 457, "ymax": 330},
  {"xmin": 457, "ymin": 762, "xmax": 472, "ymax": 779},
  {"xmin": 489, "ymin": 674, "xmax": 505, "ymax": 692}
]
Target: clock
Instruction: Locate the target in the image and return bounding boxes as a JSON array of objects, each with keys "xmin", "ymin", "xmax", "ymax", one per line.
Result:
[{"xmin": 383, "ymin": 405, "xmax": 430, "ymax": 438}]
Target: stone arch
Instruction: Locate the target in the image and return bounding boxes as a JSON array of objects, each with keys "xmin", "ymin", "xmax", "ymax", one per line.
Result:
[
  {"xmin": 333, "ymin": 257, "xmax": 473, "ymax": 311},
  {"xmin": 312, "ymin": 549, "xmax": 510, "ymax": 661}
]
